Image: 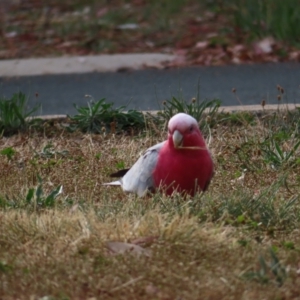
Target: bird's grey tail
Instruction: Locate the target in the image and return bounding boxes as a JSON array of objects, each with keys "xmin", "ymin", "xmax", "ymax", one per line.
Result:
[
  {"xmin": 102, "ymin": 181, "xmax": 121, "ymax": 186},
  {"xmin": 110, "ymin": 169, "xmax": 130, "ymax": 178}
]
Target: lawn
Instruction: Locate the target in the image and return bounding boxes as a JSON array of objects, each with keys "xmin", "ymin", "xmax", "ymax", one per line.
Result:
[
  {"xmin": 1, "ymin": 0, "xmax": 300, "ymax": 65},
  {"xmin": 1, "ymin": 102, "xmax": 300, "ymax": 299}
]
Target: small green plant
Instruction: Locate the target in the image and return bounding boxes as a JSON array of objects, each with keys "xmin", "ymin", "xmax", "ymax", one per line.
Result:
[
  {"xmin": 191, "ymin": 177, "xmax": 300, "ymax": 230},
  {"xmin": 116, "ymin": 160, "xmax": 125, "ymax": 170},
  {"xmin": 0, "ymin": 92, "xmax": 41, "ymax": 136},
  {"xmin": 156, "ymin": 96, "xmax": 221, "ymax": 130},
  {"xmin": 282, "ymin": 241, "xmax": 294, "ymax": 250},
  {"xmin": 219, "ymin": 111, "xmax": 256, "ymax": 126},
  {"xmin": 0, "ymin": 176, "xmax": 63, "ymax": 210},
  {"xmin": 35, "ymin": 143, "xmax": 69, "ymax": 159},
  {"xmin": 261, "ymin": 108, "xmax": 300, "ymax": 138},
  {"xmin": 261, "ymin": 138, "xmax": 300, "ymax": 168},
  {"xmin": 68, "ymin": 98, "xmax": 145, "ymax": 134},
  {"xmin": 0, "ymin": 261, "xmax": 13, "ymax": 273},
  {"xmin": 0, "ymin": 147, "xmax": 16, "ymax": 161},
  {"xmin": 95, "ymin": 153, "xmax": 102, "ymax": 160},
  {"xmin": 25, "ymin": 176, "xmax": 63, "ymax": 209},
  {"xmin": 243, "ymin": 248, "xmax": 287, "ymax": 286}
]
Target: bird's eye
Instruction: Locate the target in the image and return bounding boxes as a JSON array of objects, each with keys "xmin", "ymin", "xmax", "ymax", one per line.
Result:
[{"xmin": 189, "ymin": 126, "xmax": 193, "ymax": 132}]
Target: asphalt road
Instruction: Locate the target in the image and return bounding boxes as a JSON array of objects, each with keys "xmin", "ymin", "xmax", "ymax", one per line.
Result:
[{"xmin": 0, "ymin": 62, "xmax": 299, "ymax": 116}]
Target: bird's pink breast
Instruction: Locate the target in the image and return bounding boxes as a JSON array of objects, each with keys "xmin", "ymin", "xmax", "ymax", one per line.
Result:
[{"xmin": 152, "ymin": 144, "xmax": 213, "ymax": 196}]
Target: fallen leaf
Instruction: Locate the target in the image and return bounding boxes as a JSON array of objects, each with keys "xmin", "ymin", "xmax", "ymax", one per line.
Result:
[
  {"xmin": 289, "ymin": 51, "xmax": 300, "ymax": 60},
  {"xmin": 176, "ymin": 35, "xmax": 195, "ymax": 48},
  {"xmin": 231, "ymin": 44, "xmax": 245, "ymax": 53},
  {"xmin": 5, "ymin": 31, "xmax": 18, "ymax": 38},
  {"xmin": 195, "ymin": 41, "xmax": 208, "ymax": 49},
  {"xmin": 166, "ymin": 49, "xmax": 187, "ymax": 67},
  {"xmin": 69, "ymin": 204, "xmax": 79, "ymax": 214},
  {"xmin": 106, "ymin": 241, "xmax": 151, "ymax": 257},
  {"xmin": 56, "ymin": 41, "xmax": 78, "ymax": 49},
  {"xmin": 231, "ymin": 57, "xmax": 241, "ymax": 64},
  {"xmin": 145, "ymin": 283, "xmax": 159, "ymax": 295},
  {"xmin": 96, "ymin": 7, "xmax": 108, "ymax": 18},
  {"xmin": 145, "ymin": 283, "xmax": 170, "ymax": 299}
]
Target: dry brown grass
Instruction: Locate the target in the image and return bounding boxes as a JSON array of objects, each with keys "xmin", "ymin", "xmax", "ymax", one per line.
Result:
[{"xmin": 1, "ymin": 111, "xmax": 300, "ymax": 299}]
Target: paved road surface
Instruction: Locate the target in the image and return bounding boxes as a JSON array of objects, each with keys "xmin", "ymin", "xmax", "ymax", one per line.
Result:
[{"xmin": 0, "ymin": 62, "xmax": 299, "ymax": 116}]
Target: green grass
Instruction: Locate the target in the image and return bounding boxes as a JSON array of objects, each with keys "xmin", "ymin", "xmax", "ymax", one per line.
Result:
[
  {"xmin": 68, "ymin": 97, "xmax": 145, "ymax": 134},
  {"xmin": 226, "ymin": 0, "xmax": 300, "ymax": 46},
  {"xmin": 156, "ymin": 96, "xmax": 221, "ymax": 133},
  {"xmin": 0, "ymin": 92, "xmax": 41, "ymax": 136},
  {"xmin": 0, "ymin": 0, "xmax": 194, "ymax": 58},
  {"xmin": 2, "ymin": 0, "xmax": 300, "ymax": 62},
  {"xmin": 0, "ymin": 104, "xmax": 300, "ymax": 298}
]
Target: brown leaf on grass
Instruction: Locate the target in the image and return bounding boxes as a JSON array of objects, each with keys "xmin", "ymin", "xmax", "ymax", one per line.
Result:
[
  {"xmin": 96, "ymin": 7, "xmax": 108, "ymax": 18},
  {"xmin": 176, "ymin": 35, "xmax": 195, "ymax": 49},
  {"xmin": 69, "ymin": 204, "xmax": 79, "ymax": 214},
  {"xmin": 165, "ymin": 49, "xmax": 187, "ymax": 67},
  {"xmin": 56, "ymin": 41, "xmax": 78, "ymax": 49},
  {"xmin": 296, "ymin": 262, "xmax": 300, "ymax": 275},
  {"xmin": 106, "ymin": 241, "xmax": 151, "ymax": 257},
  {"xmin": 145, "ymin": 283, "xmax": 159, "ymax": 295},
  {"xmin": 5, "ymin": 31, "xmax": 18, "ymax": 38},
  {"xmin": 195, "ymin": 41, "xmax": 208, "ymax": 49},
  {"xmin": 145, "ymin": 283, "xmax": 170, "ymax": 299},
  {"xmin": 289, "ymin": 51, "xmax": 300, "ymax": 61}
]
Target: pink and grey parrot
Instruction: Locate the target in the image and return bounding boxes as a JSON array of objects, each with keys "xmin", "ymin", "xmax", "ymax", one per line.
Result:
[{"xmin": 104, "ymin": 113, "xmax": 214, "ymax": 197}]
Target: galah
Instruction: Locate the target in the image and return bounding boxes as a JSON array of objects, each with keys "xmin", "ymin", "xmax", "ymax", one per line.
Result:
[{"xmin": 104, "ymin": 113, "xmax": 214, "ymax": 197}]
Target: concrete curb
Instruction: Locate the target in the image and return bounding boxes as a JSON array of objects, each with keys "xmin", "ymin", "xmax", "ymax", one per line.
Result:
[
  {"xmin": 0, "ymin": 53, "xmax": 175, "ymax": 77},
  {"xmin": 35, "ymin": 104, "xmax": 299, "ymax": 120}
]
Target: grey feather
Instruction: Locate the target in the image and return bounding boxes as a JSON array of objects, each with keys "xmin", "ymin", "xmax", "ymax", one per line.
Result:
[
  {"xmin": 102, "ymin": 180, "xmax": 121, "ymax": 186},
  {"xmin": 104, "ymin": 141, "xmax": 165, "ymax": 197}
]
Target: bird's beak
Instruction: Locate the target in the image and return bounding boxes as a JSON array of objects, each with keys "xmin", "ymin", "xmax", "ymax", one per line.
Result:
[
  {"xmin": 172, "ymin": 130, "xmax": 183, "ymax": 148},
  {"xmin": 172, "ymin": 129, "xmax": 205, "ymax": 151}
]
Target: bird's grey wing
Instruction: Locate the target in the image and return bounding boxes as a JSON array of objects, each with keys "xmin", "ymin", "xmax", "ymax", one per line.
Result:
[{"xmin": 121, "ymin": 141, "xmax": 165, "ymax": 197}]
